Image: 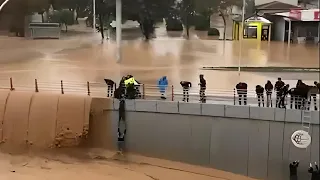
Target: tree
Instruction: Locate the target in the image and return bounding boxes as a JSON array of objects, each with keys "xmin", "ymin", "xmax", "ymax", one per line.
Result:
[
  {"xmin": 194, "ymin": 0, "xmax": 242, "ymax": 40},
  {"xmin": 177, "ymin": 0, "xmax": 195, "ymax": 38}
]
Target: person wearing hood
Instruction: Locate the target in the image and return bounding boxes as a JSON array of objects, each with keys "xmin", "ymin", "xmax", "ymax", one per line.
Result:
[
  {"xmin": 199, "ymin": 74, "xmax": 206, "ymax": 103},
  {"xmin": 180, "ymin": 81, "xmax": 192, "ymax": 102},
  {"xmin": 265, "ymin": 80, "xmax": 273, "ymax": 107},
  {"xmin": 158, "ymin": 76, "xmax": 168, "ymax": 99},
  {"xmin": 275, "ymin": 77, "xmax": 285, "ymax": 108}
]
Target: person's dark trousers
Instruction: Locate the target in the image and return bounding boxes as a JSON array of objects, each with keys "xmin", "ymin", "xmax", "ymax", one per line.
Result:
[
  {"xmin": 107, "ymin": 85, "xmax": 114, "ymax": 97},
  {"xmin": 238, "ymin": 92, "xmax": 247, "ymax": 105},
  {"xmin": 276, "ymin": 91, "xmax": 281, "ymax": 108},
  {"xmin": 183, "ymin": 88, "xmax": 189, "ymax": 102},
  {"xmin": 289, "ymin": 162, "xmax": 299, "ymax": 180},
  {"xmin": 266, "ymin": 91, "xmax": 272, "ymax": 107},
  {"xmin": 290, "ymin": 96, "xmax": 294, "ymax": 109},
  {"xmin": 244, "ymin": 91, "xmax": 247, "ymax": 105},
  {"xmin": 126, "ymin": 85, "xmax": 136, "ymax": 99},
  {"xmin": 257, "ymin": 93, "xmax": 265, "ymax": 107},
  {"xmin": 199, "ymin": 88, "xmax": 206, "ymax": 103},
  {"xmin": 295, "ymin": 96, "xmax": 303, "ymax": 109},
  {"xmin": 279, "ymin": 95, "xmax": 286, "ymax": 108},
  {"xmin": 238, "ymin": 94, "xmax": 243, "ymax": 105},
  {"xmin": 308, "ymin": 94, "xmax": 318, "ymax": 111}
]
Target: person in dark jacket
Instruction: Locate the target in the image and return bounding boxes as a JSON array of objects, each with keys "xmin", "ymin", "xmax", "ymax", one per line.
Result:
[
  {"xmin": 104, "ymin": 79, "xmax": 115, "ymax": 97},
  {"xmin": 199, "ymin": 74, "xmax": 206, "ymax": 103},
  {"xmin": 308, "ymin": 162, "xmax": 320, "ymax": 180},
  {"xmin": 278, "ymin": 84, "xmax": 290, "ymax": 108},
  {"xmin": 265, "ymin": 80, "xmax": 273, "ymax": 107},
  {"xmin": 275, "ymin": 78, "xmax": 285, "ymax": 108},
  {"xmin": 256, "ymin": 85, "xmax": 265, "ymax": 107},
  {"xmin": 315, "ymin": 81, "xmax": 320, "ymax": 91},
  {"xmin": 295, "ymin": 80, "xmax": 309, "ymax": 109},
  {"xmin": 236, "ymin": 82, "xmax": 248, "ymax": 105},
  {"xmin": 180, "ymin": 81, "xmax": 192, "ymax": 102},
  {"xmin": 289, "ymin": 161, "xmax": 299, "ymax": 180}
]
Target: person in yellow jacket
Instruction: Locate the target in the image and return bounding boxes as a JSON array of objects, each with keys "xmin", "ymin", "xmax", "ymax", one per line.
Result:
[{"xmin": 124, "ymin": 75, "xmax": 139, "ymax": 99}]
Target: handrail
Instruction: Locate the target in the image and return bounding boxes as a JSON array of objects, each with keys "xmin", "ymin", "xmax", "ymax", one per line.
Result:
[{"xmin": 0, "ymin": 77, "xmax": 318, "ymax": 110}]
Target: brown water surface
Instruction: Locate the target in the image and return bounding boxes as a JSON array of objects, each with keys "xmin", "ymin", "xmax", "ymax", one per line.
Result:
[{"xmin": 0, "ymin": 25, "xmax": 319, "ymax": 91}]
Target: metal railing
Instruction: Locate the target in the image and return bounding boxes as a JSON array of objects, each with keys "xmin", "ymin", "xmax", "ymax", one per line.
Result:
[{"xmin": 0, "ymin": 77, "xmax": 319, "ymax": 110}]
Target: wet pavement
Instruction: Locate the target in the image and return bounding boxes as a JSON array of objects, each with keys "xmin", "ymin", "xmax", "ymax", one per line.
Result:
[{"xmin": 0, "ymin": 23, "xmax": 319, "ymax": 94}]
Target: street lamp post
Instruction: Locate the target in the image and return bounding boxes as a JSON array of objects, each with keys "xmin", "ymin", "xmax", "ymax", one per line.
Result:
[
  {"xmin": 93, "ymin": 0, "xmax": 96, "ymax": 30},
  {"xmin": 116, "ymin": 0, "xmax": 122, "ymax": 63},
  {"xmin": 238, "ymin": 0, "xmax": 245, "ymax": 77}
]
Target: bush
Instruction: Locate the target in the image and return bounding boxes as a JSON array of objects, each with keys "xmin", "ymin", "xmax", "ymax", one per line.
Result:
[
  {"xmin": 208, "ymin": 28, "xmax": 220, "ymax": 36},
  {"xmin": 165, "ymin": 18, "xmax": 183, "ymax": 31},
  {"xmin": 48, "ymin": 9, "xmax": 74, "ymax": 32}
]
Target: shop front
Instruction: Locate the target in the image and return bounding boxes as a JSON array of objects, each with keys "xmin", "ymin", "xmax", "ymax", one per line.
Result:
[
  {"xmin": 233, "ymin": 15, "xmax": 272, "ymax": 42},
  {"xmin": 275, "ymin": 9, "xmax": 320, "ymax": 44}
]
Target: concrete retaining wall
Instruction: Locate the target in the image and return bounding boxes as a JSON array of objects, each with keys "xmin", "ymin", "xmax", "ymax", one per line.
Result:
[{"xmin": 90, "ymin": 98, "xmax": 320, "ymax": 180}]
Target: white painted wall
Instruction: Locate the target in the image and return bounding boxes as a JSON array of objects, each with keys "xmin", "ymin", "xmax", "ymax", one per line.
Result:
[
  {"xmin": 273, "ymin": 17, "xmax": 285, "ymax": 41},
  {"xmin": 255, "ymin": 0, "xmax": 298, "ymax": 6}
]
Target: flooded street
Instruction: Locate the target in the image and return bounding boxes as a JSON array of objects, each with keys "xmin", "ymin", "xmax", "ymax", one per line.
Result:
[{"xmin": 0, "ymin": 24, "xmax": 319, "ymax": 91}]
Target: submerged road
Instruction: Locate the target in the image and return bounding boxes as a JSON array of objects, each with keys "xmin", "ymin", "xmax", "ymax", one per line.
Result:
[{"xmin": 0, "ymin": 25, "xmax": 319, "ymax": 92}]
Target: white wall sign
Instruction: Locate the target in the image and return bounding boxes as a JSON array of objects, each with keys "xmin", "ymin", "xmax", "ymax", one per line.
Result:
[{"xmin": 291, "ymin": 130, "xmax": 311, "ymax": 149}]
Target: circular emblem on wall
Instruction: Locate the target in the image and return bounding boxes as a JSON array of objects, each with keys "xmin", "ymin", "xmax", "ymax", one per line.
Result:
[{"xmin": 291, "ymin": 130, "xmax": 311, "ymax": 149}]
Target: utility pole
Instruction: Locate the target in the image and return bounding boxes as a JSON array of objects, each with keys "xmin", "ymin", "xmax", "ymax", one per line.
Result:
[
  {"xmin": 93, "ymin": 0, "xmax": 96, "ymax": 30},
  {"xmin": 238, "ymin": 0, "xmax": 246, "ymax": 77},
  {"xmin": 116, "ymin": 0, "xmax": 122, "ymax": 63}
]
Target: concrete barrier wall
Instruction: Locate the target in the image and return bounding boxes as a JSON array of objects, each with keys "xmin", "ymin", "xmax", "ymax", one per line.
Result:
[{"xmin": 92, "ymin": 98, "xmax": 319, "ymax": 180}]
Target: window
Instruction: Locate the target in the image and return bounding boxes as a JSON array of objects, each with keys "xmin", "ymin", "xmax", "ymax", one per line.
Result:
[{"xmin": 243, "ymin": 25, "xmax": 257, "ymax": 38}]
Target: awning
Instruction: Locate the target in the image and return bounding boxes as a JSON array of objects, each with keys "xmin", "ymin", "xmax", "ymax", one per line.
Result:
[{"xmin": 275, "ymin": 9, "xmax": 320, "ymax": 21}]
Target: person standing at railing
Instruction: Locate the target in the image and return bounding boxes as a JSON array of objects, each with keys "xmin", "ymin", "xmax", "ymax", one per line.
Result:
[
  {"xmin": 158, "ymin": 76, "xmax": 168, "ymax": 100},
  {"xmin": 124, "ymin": 75, "xmax": 139, "ymax": 99},
  {"xmin": 275, "ymin": 77, "xmax": 285, "ymax": 108},
  {"xmin": 104, "ymin": 79, "xmax": 115, "ymax": 97},
  {"xmin": 278, "ymin": 84, "xmax": 290, "ymax": 108},
  {"xmin": 198, "ymin": 74, "xmax": 206, "ymax": 103},
  {"xmin": 315, "ymin": 81, "xmax": 320, "ymax": 91},
  {"xmin": 265, "ymin": 80, "xmax": 273, "ymax": 107},
  {"xmin": 236, "ymin": 82, "xmax": 248, "ymax": 105},
  {"xmin": 180, "ymin": 81, "xmax": 192, "ymax": 102},
  {"xmin": 255, "ymin": 85, "xmax": 265, "ymax": 107}
]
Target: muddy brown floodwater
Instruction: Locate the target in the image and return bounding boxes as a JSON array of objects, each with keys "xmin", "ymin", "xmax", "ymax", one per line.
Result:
[
  {"xmin": 0, "ymin": 23, "xmax": 318, "ymax": 180},
  {"xmin": 0, "ymin": 24, "xmax": 319, "ymax": 92}
]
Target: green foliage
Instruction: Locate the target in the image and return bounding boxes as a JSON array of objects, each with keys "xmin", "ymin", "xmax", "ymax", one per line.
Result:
[
  {"xmin": 47, "ymin": 10, "xmax": 61, "ymax": 23},
  {"xmin": 60, "ymin": 9, "xmax": 74, "ymax": 25},
  {"xmin": 207, "ymin": 28, "xmax": 220, "ymax": 36},
  {"xmin": 47, "ymin": 9, "xmax": 74, "ymax": 31},
  {"xmin": 165, "ymin": 18, "xmax": 183, "ymax": 31}
]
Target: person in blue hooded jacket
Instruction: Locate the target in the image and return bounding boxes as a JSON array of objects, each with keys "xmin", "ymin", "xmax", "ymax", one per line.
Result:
[{"xmin": 158, "ymin": 76, "xmax": 168, "ymax": 99}]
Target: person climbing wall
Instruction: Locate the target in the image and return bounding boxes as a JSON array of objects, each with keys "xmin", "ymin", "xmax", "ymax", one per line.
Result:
[{"xmin": 117, "ymin": 95, "xmax": 127, "ymax": 155}]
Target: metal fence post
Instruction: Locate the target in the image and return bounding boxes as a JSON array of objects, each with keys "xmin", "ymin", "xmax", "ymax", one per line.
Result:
[
  {"xmin": 87, "ymin": 81, "xmax": 90, "ymax": 96},
  {"xmin": 60, "ymin": 80, "xmax": 64, "ymax": 94},
  {"xmin": 233, "ymin": 88, "xmax": 236, "ymax": 105},
  {"xmin": 171, "ymin": 85, "xmax": 174, "ymax": 101},
  {"xmin": 9, "ymin": 77, "xmax": 14, "ymax": 91},
  {"xmin": 142, "ymin": 84, "xmax": 145, "ymax": 99},
  {"xmin": 35, "ymin": 79, "xmax": 39, "ymax": 92}
]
